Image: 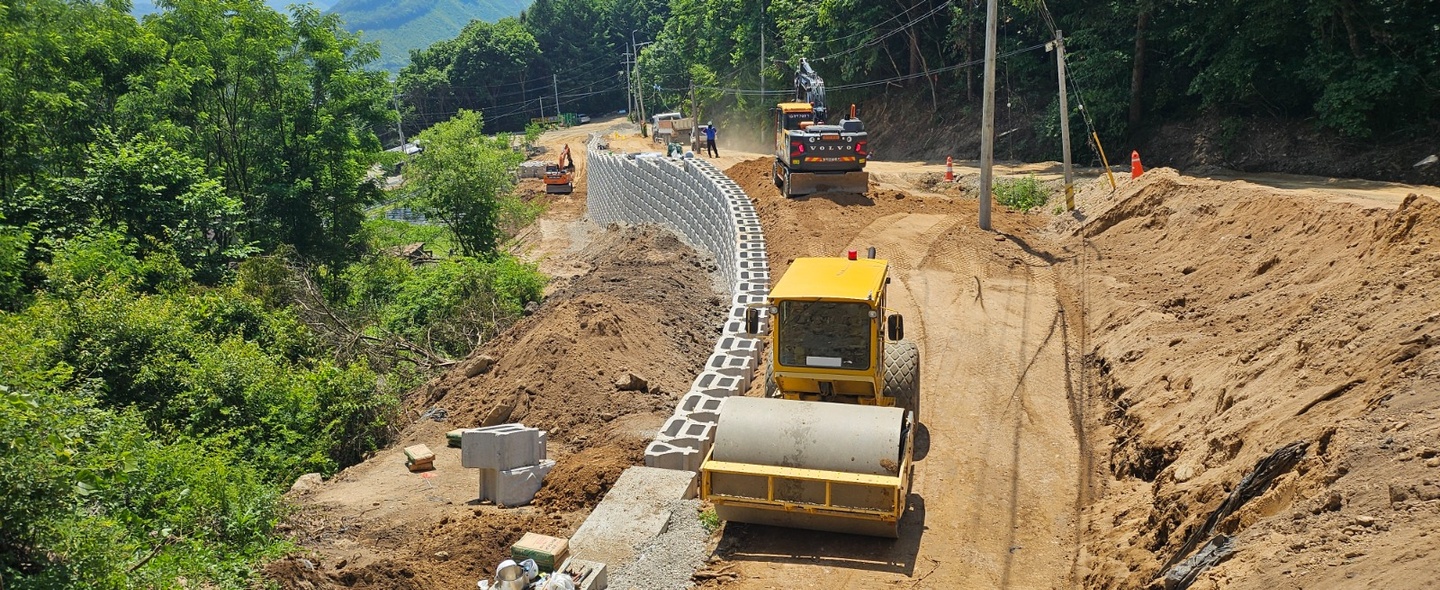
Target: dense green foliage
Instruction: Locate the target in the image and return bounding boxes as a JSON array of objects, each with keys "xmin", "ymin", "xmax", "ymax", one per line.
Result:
[
  {"xmin": 1, "ymin": 0, "xmax": 548, "ymax": 585},
  {"xmin": 0, "ymin": 233, "xmax": 391, "ymax": 587},
  {"xmin": 397, "ymin": 0, "xmax": 1439, "ymax": 146},
  {"xmin": 405, "ymin": 110, "xmax": 531, "ymax": 256}
]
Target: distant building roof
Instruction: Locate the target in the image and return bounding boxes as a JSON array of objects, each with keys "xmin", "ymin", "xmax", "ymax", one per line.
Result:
[{"xmin": 386, "ymin": 142, "xmax": 423, "ymax": 155}]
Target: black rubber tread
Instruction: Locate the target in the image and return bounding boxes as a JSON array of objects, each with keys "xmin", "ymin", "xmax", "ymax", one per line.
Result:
[
  {"xmin": 764, "ymin": 361, "xmax": 779, "ymax": 397},
  {"xmin": 882, "ymin": 341, "xmax": 920, "ymax": 422},
  {"xmin": 772, "ymin": 160, "xmax": 784, "ymax": 188}
]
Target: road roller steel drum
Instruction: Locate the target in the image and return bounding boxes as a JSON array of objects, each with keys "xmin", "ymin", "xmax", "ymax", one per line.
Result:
[{"xmin": 700, "ymin": 397, "xmax": 914, "ymax": 538}]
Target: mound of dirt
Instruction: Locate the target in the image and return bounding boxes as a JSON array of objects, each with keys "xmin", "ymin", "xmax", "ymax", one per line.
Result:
[
  {"xmin": 723, "ymin": 158, "xmax": 972, "ymax": 277},
  {"xmin": 1053, "ymin": 169, "xmax": 1440, "ymax": 588},
  {"xmin": 270, "ymin": 225, "xmax": 727, "ymax": 590},
  {"xmin": 418, "ymin": 226, "xmax": 726, "ymax": 445}
]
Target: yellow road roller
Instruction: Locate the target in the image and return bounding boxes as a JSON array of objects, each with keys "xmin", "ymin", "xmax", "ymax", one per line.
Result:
[{"xmin": 700, "ymin": 249, "xmax": 919, "ymax": 537}]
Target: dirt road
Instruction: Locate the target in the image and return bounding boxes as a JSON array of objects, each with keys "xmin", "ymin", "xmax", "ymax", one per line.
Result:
[{"xmin": 686, "ymin": 159, "xmax": 1082, "ymax": 589}]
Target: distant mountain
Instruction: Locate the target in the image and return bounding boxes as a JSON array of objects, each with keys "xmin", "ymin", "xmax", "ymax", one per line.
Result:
[
  {"xmin": 132, "ymin": 0, "xmax": 338, "ymax": 17},
  {"xmin": 327, "ymin": 0, "xmax": 535, "ymax": 72},
  {"xmin": 131, "ymin": 0, "xmax": 529, "ymax": 74}
]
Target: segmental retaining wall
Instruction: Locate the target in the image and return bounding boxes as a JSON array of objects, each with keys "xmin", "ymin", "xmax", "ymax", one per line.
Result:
[{"xmin": 585, "ymin": 140, "xmax": 769, "ymax": 472}]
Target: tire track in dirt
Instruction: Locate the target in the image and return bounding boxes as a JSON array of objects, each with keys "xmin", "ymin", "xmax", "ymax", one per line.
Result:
[{"xmin": 711, "ymin": 157, "xmax": 1080, "ymax": 589}]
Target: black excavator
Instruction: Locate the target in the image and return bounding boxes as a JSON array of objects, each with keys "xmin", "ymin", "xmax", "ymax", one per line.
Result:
[{"xmin": 771, "ymin": 58, "xmax": 870, "ymax": 197}]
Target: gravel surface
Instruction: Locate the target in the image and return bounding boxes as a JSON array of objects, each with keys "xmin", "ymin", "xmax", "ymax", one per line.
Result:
[{"xmin": 607, "ymin": 499, "xmax": 710, "ymax": 590}]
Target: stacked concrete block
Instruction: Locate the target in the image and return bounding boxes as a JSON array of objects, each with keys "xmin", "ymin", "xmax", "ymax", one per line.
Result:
[
  {"xmin": 703, "ymin": 352, "xmax": 756, "ymax": 391},
  {"xmin": 714, "ymin": 334, "xmax": 762, "ymax": 366},
  {"xmin": 690, "ymin": 370, "xmax": 746, "ymax": 398},
  {"xmin": 676, "ymin": 392, "xmax": 726, "ymax": 423},
  {"xmin": 460, "ymin": 423, "xmax": 556, "ymax": 507},
  {"xmin": 584, "ymin": 136, "xmax": 772, "ymax": 474}
]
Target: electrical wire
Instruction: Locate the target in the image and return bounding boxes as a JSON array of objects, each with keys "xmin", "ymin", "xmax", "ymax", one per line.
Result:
[
  {"xmin": 812, "ymin": 0, "xmax": 955, "ymax": 64},
  {"xmin": 659, "ymin": 42, "xmax": 1047, "ymax": 96}
]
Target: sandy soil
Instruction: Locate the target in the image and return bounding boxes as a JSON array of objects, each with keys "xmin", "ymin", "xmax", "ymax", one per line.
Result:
[
  {"xmin": 269, "ymin": 116, "xmax": 1440, "ymax": 590},
  {"xmin": 688, "ymin": 159, "xmax": 1082, "ymax": 589},
  {"xmin": 1050, "ymin": 169, "xmax": 1440, "ymax": 589}
]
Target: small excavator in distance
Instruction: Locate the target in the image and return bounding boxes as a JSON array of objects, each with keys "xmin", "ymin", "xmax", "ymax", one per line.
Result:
[
  {"xmin": 771, "ymin": 58, "xmax": 870, "ymax": 197},
  {"xmin": 543, "ymin": 144, "xmax": 575, "ymax": 194}
]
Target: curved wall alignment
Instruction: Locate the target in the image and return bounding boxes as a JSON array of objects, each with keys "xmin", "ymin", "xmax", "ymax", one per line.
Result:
[{"xmin": 585, "ymin": 138, "xmax": 769, "ymax": 472}]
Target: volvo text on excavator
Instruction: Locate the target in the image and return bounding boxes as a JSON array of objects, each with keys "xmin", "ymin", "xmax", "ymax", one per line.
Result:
[
  {"xmin": 771, "ymin": 58, "xmax": 871, "ymax": 197},
  {"xmin": 544, "ymin": 144, "xmax": 575, "ymax": 194}
]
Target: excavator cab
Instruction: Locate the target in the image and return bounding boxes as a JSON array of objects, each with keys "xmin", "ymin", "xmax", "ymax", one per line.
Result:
[
  {"xmin": 771, "ymin": 59, "xmax": 870, "ymax": 197},
  {"xmin": 701, "ymin": 250, "xmax": 920, "ymax": 537}
]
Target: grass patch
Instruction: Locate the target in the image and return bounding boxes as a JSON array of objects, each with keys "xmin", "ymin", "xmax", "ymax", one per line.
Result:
[
  {"xmin": 994, "ymin": 174, "xmax": 1050, "ymax": 212},
  {"xmin": 699, "ymin": 507, "xmax": 721, "ymax": 533}
]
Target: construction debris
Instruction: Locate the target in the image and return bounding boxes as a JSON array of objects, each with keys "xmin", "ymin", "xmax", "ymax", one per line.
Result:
[
  {"xmin": 558, "ymin": 557, "xmax": 608, "ymax": 590},
  {"xmin": 462, "ymin": 423, "xmax": 556, "ymax": 506},
  {"xmin": 403, "ymin": 444, "xmax": 435, "ymax": 472},
  {"xmin": 512, "ymin": 532, "xmax": 570, "ymax": 573},
  {"xmin": 614, "ymin": 372, "xmax": 648, "ymax": 392}
]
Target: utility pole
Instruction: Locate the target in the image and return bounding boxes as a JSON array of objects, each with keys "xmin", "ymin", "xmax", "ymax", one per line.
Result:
[
  {"xmin": 759, "ymin": 0, "xmax": 765, "ymax": 101},
  {"xmin": 539, "ymin": 96, "xmax": 544, "ymax": 121},
  {"xmin": 391, "ymin": 94, "xmax": 406, "ymax": 150},
  {"xmin": 553, "ymin": 74, "xmax": 560, "ymax": 124},
  {"xmin": 624, "ymin": 51, "xmax": 633, "ymax": 118},
  {"xmin": 1051, "ymin": 29, "xmax": 1075, "ymax": 210},
  {"xmin": 637, "ymin": 64, "xmax": 646, "ymax": 132},
  {"xmin": 978, "ymin": 0, "xmax": 998, "ymax": 231}
]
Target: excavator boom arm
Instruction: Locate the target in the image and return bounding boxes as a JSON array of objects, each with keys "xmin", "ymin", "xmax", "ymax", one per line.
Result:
[{"xmin": 795, "ymin": 58, "xmax": 828, "ymax": 122}]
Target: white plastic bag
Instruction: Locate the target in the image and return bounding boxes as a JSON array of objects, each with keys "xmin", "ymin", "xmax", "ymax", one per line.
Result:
[{"xmin": 540, "ymin": 572, "xmax": 575, "ymax": 590}]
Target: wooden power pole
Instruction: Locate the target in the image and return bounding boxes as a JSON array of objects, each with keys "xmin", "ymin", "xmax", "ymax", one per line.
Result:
[
  {"xmin": 1051, "ymin": 29, "xmax": 1075, "ymax": 210},
  {"xmin": 978, "ymin": 0, "xmax": 998, "ymax": 230}
]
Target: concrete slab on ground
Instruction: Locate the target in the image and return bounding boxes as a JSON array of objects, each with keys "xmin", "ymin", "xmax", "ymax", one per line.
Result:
[{"xmin": 567, "ymin": 466, "xmax": 697, "ymax": 567}]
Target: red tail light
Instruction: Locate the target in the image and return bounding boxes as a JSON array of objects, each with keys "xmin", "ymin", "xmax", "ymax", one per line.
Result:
[
  {"xmin": 791, "ymin": 141, "xmax": 805, "ymax": 155},
  {"xmin": 855, "ymin": 141, "xmax": 868, "ymax": 157}
]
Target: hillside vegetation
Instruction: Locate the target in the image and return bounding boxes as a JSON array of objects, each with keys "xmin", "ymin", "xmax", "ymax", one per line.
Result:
[
  {"xmin": 398, "ymin": 0, "xmax": 1440, "ymax": 182},
  {"xmin": 0, "ymin": 0, "xmax": 545, "ymax": 586}
]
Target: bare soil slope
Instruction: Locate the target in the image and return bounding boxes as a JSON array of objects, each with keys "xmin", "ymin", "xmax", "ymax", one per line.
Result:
[{"xmin": 1051, "ymin": 169, "xmax": 1440, "ymax": 589}]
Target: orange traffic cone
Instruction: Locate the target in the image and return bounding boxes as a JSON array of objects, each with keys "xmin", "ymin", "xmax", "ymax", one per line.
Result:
[
  {"xmin": 944, "ymin": 155, "xmax": 955, "ymax": 182},
  {"xmin": 1130, "ymin": 150, "xmax": 1144, "ymax": 179}
]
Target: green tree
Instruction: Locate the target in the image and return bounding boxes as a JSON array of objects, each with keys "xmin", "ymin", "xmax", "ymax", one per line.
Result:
[
  {"xmin": 63, "ymin": 132, "xmax": 250, "ymax": 283},
  {"xmin": 0, "ymin": 216, "xmax": 30, "ymax": 309},
  {"xmin": 405, "ymin": 110, "xmax": 524, "ymax": 257},
  {"xmin": 138, "ymin": 0, "xmax": 393, "ymax": 265}
]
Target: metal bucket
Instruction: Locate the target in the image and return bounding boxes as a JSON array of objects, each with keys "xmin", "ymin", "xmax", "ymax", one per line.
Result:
[{"xmin": 495, "ymin": 561, "xmax": 527, "ymax": 590}]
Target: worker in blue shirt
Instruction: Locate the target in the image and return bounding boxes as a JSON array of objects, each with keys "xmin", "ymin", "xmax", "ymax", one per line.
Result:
[{"xmin": 704, "ymin": 122, "xmax": 719, "ymax": 157}]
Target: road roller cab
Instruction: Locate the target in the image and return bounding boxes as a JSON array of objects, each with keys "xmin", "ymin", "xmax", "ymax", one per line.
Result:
[
  {"xmin": 700, "ymin": 250, "xmax": 920, "ymax": 538},
  {"xmin": 754, "ymin": 251, "xmax": 917, "ymax": 416}
]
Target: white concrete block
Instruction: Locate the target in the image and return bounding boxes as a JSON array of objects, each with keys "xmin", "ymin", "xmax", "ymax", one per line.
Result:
[
  {"xmin": 691, "ymin": 370, "xmax": 744, "ymax": 397},
  {"xmin": 478, "ymin": 459, "xmax": 556, "ymax": 506},
  {"xmin": 705, "ymin": 351, "xmax": 756, "ymax": 388},
  {"xmin": 461, "ymin": 423, "xmax": 547, "ymax": 470},
  {"xmin": 642, "ymin": 440, "xmax": 702, "ymax": 471}
]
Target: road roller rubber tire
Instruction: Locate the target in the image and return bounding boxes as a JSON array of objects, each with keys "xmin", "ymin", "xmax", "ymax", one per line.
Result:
[
  {"xmin": 884, "ymin": 341, "xmax": 920, "ymax": 422},
  {"xmin": 764, "ymin": 361, "xmax": 779, "ymax": 397}
]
